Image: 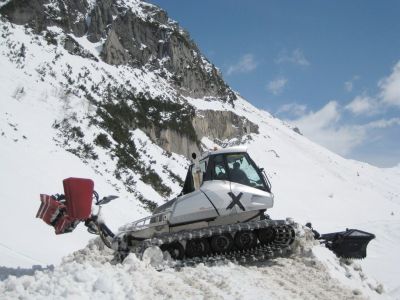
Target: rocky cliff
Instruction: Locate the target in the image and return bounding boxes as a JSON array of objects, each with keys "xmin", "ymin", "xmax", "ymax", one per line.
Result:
[
  {"xmin": 142, "ymin": 109, "xmax": 259, "ymax": 159},
  {"xmin": 0, "ymin": 0, "xmax": 235, "ymax": 101}
]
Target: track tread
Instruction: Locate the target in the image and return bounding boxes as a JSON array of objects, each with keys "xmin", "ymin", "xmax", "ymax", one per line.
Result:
[{"xmin": 119, "ymin": 219, "xmax": 296, "ymax": 267}]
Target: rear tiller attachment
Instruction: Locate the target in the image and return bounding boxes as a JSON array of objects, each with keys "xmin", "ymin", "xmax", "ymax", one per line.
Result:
[
  {"xmin": 320, "ymin": 229, "xmax": 375, "ymax": 259},
  {"xmin": 306, "ymin": 223, "xmax": 375, "ymax": 259}
]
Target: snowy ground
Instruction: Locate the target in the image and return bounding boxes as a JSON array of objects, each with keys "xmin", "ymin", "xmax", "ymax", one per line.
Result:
[{"xmin": 0, "ymin": 231, "xmax": 384, "ymax": 300}]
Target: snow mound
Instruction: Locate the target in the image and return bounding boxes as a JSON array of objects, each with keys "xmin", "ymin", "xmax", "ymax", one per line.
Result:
[{"xmin": 0, "ymin": 228, "xmax": 383, "ymax": 299}]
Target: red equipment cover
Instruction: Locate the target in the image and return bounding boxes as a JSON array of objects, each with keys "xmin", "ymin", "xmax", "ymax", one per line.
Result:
[
  {"xmin": 36, "ymin": 194, "xmax": 66, "ymax": 226},
  {"xmin": 36, "ymin": 194, "xmax": 79, "ymax": 234},
  {"xmin": 54, "ymin": 215, "xmax": 74, "ymax": 235},
  {"xmin": 63, "ymin": 177, "xmax": 93, "ymax": 220}
]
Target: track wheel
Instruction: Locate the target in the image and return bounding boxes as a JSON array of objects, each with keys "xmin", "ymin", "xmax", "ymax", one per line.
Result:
[
  {"xmin": 257, "ymin": 227, "xmax": 276, "ymax": 245},
  {"xmin": 185, "ymin": 238, "xmax": 210, "ymax": 258},
  {"xmin": 234, "ymin": 231, "xmax": 257, "ymax": 250},
  {"xmin": 210, "ymin": 233, "xmax": 233, "ymax": 253},
  {"xmin": 160, "ymin": 242, "xmax": 185, "ymax": 260}
]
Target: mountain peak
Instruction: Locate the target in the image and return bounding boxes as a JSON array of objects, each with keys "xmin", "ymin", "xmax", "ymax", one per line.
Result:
[{"xmin": 0, "ymin": 0, "xmax": 235, "ymax": 101}]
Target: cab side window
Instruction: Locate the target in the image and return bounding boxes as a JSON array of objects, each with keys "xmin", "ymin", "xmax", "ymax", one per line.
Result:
[
  {"xmin": 213, "ymin": 155, "xmax": 228, "ymax": 180},
  {"xmin": 198, "ymin": 160, "xmax": 207, "ymax": 185}
]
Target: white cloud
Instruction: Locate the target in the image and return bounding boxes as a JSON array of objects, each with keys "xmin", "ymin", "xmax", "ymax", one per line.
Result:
[
  {"xmin": 343, "ymin": 60, "xmax": 400, "ymax": 117},
  {"xmin": 294, "ymin": 101, "xmax": 340, "ymax": 131},
  {"xmin": 378, "ymin": 61, "xmax": 400, "ymax": 107},
  {"xmin": 344, "ymin": 81, "xmax": 353, "ymax": 92},
  {"xmin": 275, "ymin": 49, "xmax": 310, "ymax": 66},
  {"xmin": 276, "ymin": 103, "xmax": 307, "ymax": 117},
  {"xmin": 364, "ymin": 118, "xmax": 400, "ymax": 129},
  {"xmin": 289, "ymin": 101, "xmax": 400, "ymax": 156},
  {"xmin": 344, "ymin": 75, "xmax": 359, "ymax": 92},
  {"xmin": 267, "ymin": 77, "xmax": 287, "ymax": 95},
  {"xmin": 227, "ymin": 54, "xmax": 257, "ymax": 75},
  {"xmin": 291, "ymin": 101, "xmax": 360, "ymax": 155},
  {"xmin": 345, "ymin": 95, "xmax": 379, "ymax": 115}
]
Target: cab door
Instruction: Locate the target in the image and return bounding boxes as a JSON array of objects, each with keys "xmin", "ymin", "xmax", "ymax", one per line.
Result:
[
  {"xmin": 230, "ymin": 182, "xmax": 273, "ymax": 212},
  {"xmin": 200, "ymin": 180, "xmax": 236, "ymax": 216},
  {"xmin": 200, "ymin": 154, "xmax": 237, "ymax": 216}
]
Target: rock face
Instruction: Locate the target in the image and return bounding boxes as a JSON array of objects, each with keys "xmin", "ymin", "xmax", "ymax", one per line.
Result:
[
  {"xmin": 193, "ymin": 110, "xmax": 259, "ymax": 142},
  {"xmin": 0, "ymin": 0, "xmax": 236, "ymax": 101},
  {"xmin": 0, "ymin": 0, "xmax": 90, "ymax": 35},
  {"xmin": 101, "ymin": 29, "xmax": 130, "ymax": 65},
  {"xmin": 144, "ymin": 110, "xmax": 259, "ymax": 158},
  {"xmin": 143, "ymin": 126, "xmax": 200, "ymax": 159}
]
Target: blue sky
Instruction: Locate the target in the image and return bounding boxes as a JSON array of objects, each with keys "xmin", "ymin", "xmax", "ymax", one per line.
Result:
[{"xmin": 149, "ymin": 0, "xmax": 400, "ymax": 167}]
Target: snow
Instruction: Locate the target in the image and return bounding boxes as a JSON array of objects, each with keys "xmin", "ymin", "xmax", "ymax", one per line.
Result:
[
  {"xmin": 86, "ymin": 0, "xmax": 97, "ymax": 10},
  {"xmin": 200, "ymin": 56, "xmax": 214, "ymax": 74},
  {"xmin": 0, "ymin": 234, "xmax": 384, "ymax": 300},
  {"xmin": 73, "ymin": 35, "xmax": 104, "ymax": 58},
  {"xmin": 116, "ymin": 0, "xmax": 161, "ymax": 23},
  {"xmin": 0, "ymin": 6, "xmax": 399, "ymax": 300},
  {"xmin": 0, "ymin": 0, "xmax": 11, "ymax": 9}
]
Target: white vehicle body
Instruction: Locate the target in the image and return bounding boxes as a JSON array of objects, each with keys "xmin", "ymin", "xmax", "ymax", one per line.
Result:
[{"xmin": 119, "ymin": 147, "xmax": 274, "ymax": 238}]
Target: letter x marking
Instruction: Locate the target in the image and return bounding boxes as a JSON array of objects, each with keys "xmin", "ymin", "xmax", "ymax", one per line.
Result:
[{"xmin": 226, "ymin": 192, "xmax": 245, "ymax": 211}]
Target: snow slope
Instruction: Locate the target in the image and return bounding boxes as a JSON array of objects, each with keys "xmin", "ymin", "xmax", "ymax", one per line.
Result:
[{"xmin": 0, "ymin": 2, "xmax": 399, "ymax": 299}]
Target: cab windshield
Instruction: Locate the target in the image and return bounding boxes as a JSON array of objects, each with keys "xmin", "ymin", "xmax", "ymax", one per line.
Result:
[{"xmin": 224, "ymin": 153, "xmax": 266, "ymax": 191}]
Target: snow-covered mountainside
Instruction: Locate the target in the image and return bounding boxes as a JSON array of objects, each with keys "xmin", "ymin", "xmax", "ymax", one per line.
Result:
[{"xmin": 0, "ymin": 0, "xmax": 399, "ymax": 298}]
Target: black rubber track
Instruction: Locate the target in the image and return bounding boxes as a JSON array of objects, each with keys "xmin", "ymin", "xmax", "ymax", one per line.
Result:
[{"xmin": 116, "ymin": 219, "xmax": 296, "ymax": 266}]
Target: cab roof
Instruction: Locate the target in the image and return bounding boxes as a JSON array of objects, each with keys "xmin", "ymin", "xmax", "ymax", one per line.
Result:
[{"xmin": 200, "ymin": 146, "xmax": 248, "ymax": 160}]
